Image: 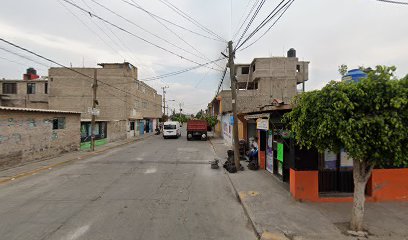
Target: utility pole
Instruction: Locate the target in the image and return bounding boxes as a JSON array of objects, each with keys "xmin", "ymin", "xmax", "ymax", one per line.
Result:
[
  {"xmin": 179, "ymin": 102, "xmax": 183, "ymax": 116},
  {"xmin": 91, "ymin": 69, "xmax": 98, "ymax": 151},
  {"xmin": 161, "ymin": 86, "xmax": 169, "ymax": 116},
  {"xmin": 228, "ymin": 41, "xmax": 240, "ymax": 170}
]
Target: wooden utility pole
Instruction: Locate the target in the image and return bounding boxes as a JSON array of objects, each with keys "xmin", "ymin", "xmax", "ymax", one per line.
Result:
[
  {"xmin": 228, "ymin": 41, "xmax": 240, "ymax": 170},
  {"xmin": 91, "ymin": 69, "xmax": 98, "ymax": 151},
  {"xmin": 179, "ymin": 102, "xmax": 183, "ymax": 116},
  {"xmin": 161, "ymin": 86, "xmax": 169, "ymax": 116}
]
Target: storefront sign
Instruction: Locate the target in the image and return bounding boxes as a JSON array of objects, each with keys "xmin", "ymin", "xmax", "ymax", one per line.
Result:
[
  {"xmin": 277, "ymin": 143, "xmax": 284, "ymax": 162},
  {"xmin": 256, "ymin": 118, "xmax": 269, "ymax": 130},
  {"xmin": 244, "ymin": 113, "xmax": 270, "ymax": 120}
]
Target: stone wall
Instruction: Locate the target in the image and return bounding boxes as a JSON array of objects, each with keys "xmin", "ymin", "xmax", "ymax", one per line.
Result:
[{"xmin": 0, "ymin": 110, "xmax": 80, "ymax": 169}]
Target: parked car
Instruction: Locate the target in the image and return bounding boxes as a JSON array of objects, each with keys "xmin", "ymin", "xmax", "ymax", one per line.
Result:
[
  {"xmin": 163, "ymin": 121, "xmax": 181, "ymax": 139},
  {"xmin": 187, "ymin": 120, "xmax": 207, "ymax": 141}
]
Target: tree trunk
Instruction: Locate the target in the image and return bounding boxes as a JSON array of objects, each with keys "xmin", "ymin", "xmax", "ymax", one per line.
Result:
[{"xmin": 350, "ymin": 159, "xmax": 374, "ymax": 231}]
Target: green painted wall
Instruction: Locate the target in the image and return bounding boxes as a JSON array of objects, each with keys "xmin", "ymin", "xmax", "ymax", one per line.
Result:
[{"xmin": 80, "ymin": 138, "xmax": 108, "ymax": 150}]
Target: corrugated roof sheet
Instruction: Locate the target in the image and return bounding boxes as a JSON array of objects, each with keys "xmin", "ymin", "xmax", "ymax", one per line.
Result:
[{"xmin": 0, "ymin": 106, "xmax": 81, "ymax": 114}]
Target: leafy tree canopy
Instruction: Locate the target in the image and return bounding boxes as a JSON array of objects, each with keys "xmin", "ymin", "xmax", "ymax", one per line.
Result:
[{"xmin": 284, "ymin": 66, "xmax": 408, "ymax": 167}]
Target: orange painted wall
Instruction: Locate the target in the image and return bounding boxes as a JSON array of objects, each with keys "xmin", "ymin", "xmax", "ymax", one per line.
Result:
[
  {"xmin": 370, "ymin": 168, "xmax": 408, "ymax": 202},
  {"xmin": 257, "ymin": 130, "xmax": 265, "ymax": 169},
  {"xmin": 290, "ymin": 168, "xmax": 408, "ymax": 202},
  {"xmin": 290, "ymin": 169, "xmax": 319, "ymax": 202}
]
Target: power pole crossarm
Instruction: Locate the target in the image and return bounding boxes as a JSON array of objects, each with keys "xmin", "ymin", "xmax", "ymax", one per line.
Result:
[{"xmin": 228, "ymin": 41, "xmax": 241, "ymax": 170}]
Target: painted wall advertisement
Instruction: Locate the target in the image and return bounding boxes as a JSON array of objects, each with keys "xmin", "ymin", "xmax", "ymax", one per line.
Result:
[{"xmin": 266, "ymin": 130, "xmax": 274, "ymax": 173}]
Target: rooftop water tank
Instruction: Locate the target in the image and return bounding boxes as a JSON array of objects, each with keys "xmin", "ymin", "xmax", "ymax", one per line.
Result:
[
  {"xmin": 287, "ymin": 48, "xmax": 296, "ymax": 58},
  {"xmin": 342, "ymin": 69, "xmax": 367, "ymax": 82}
]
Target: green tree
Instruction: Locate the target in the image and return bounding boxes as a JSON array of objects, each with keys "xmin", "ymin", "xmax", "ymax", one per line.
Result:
[
  {"xmin": 338, "ymin": 64, "xmax": 348, "ymax": 76},
  {"xmin": 283, "ymin": 66, "xmax": 408, "ymax": 231},
  {"xmin": 204, "ymin": 115, "xmax": 218, "ymax": 132},
  {"xmin": 195, "ymin": 109, "xmax": 204, "ymax": 119}
]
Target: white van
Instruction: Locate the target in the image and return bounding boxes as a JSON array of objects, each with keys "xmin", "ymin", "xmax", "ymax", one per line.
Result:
[{"xmin": 163, "ymin": 121, "xmax": 181, "ymax": 139}]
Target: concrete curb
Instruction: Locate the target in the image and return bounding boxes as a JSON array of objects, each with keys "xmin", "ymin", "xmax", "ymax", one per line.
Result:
[
  {"xmin": 0, "ymin": 134, "xmax": 154, "ymax": 185},
  {"xmin": 224, "ymin": 169, "xmax": 262, "ymax": 240}
]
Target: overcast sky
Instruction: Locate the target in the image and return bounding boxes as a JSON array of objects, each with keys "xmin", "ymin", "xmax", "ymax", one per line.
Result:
[{"xmin": 1, "ymin": 0, "xmax": 407, "ymax": 114}]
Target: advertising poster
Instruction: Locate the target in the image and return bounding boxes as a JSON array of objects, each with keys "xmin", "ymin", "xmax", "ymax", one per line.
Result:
[
  {"xmin": 324, "ymin": 150, "xmax": 337, "ymax": 170},
  {"xmin": 277, "ymin": 143, "xmax": 284, "ymax": 162},
  {"xmin": 277, "ymin": 161, "xmax": 283, "ymax": 176},
  {"xmin": 266, "ymin": 130, "xmax": 273, "ymax": 173}
]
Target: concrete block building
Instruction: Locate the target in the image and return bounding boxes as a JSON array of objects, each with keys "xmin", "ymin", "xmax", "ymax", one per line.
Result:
[
  {"xmin": 208, "ymin": 49, "xmax": 309, "ymax": 144},
  {"xmin": 48, "ymin": 62, "xmax": 162, "ymax": 146},
  {"xmin": 0, "ymin": 68, "xmax": 48, "ymax": 109},
  {"xmin": 0, "ymin": 106, "xmax": 80, "ymax": 169}
]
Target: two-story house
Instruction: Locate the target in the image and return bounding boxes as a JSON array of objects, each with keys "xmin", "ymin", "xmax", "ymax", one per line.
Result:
[{"xmin": 209, "ymin": 49, "xmax": 309, "ymax": 144}]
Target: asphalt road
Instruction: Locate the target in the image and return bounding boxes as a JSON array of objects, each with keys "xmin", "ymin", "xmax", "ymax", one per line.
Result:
[{"xmin": 0, "ymin": 129, "xmax": 256, "ymax": 240}]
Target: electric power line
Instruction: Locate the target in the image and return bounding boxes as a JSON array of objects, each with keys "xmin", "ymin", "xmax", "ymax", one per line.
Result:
[
  {"xmin": 126, "ymin": 0, "xmax": 225, "ymax": 71},
  {"xmin": 119, "ymin": 0, "xmax": 224, "ymax": 42},
  {"xmin": 88, "ymin": 0, "xmax": 214, "ymax": 64},
  {"xmin": 377, "ymin": 0, "xmax": 408, "ymax": 5},
  {"xmin": 0, "ymin": 38, "xmax": 226, "ymax": 109},
  {"xmin": 158, "ymin": 0, "xmax": 226, "ymax": 42},
  {"xmin": 216, "ymin": 65, "xmax": 228, "ymax": 95},
  {"xmin": 78, "ymin": 0, "xmax": 156, "ymax": 71},
  {"xmin": 0, "ymin": 46, "xmax": 51, "ymax": 68},
  {"xmin": 239, "ymin": 0, "xmax": 295, "ymax": 51},
  {"xmin": 232, "ymin": 0, "xmax": 260, "ymax": 41},
  {"xmin": 60, "ymin": 0, "xmax": 223, "ymax": 72},
  {"xmin": 234, "ymin": 0, "xmax": 266, "ymax": 50},
  {"xmin": 0, "ymin": 37, "xmax": 164, "ymax": 108},
  {"xmin": 140, "ymin": 57, "xmax": 226, "ymax": 81},
  {"xmin": 236, "ymin": 0, "xmax": 293, "ymax": 50},
  {"xmin": 57, "ymin": 0, "xmax": 127, "ymax": 62},
  {"xmin": 0, "ymin": 55, "xmax": 48, "ymax": 72}
]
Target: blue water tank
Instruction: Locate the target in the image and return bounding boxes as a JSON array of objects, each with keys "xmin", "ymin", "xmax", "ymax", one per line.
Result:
[{"xmin": 342, "ymin": 69, "xmax": 367, "ymax": 82}]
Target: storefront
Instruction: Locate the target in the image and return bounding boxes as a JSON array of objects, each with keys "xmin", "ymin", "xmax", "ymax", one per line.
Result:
[
  {"xmin": 80, "ymin": 120, "xmax": 108, "ymax": 149},
  {"xmin": 244, "ymin": 109, "xmax": 292, "ymax": 183},
  {"xmin": 242, "ymin": 108, "xmax": 408, "ymax": 202}
]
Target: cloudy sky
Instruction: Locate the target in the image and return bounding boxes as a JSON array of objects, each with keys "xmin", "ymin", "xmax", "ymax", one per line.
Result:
[{"xmin": 1, "ymin": 0, "xmax": 407, "ymax": 114}]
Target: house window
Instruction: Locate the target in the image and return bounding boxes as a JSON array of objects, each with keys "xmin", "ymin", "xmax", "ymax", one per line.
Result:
[
  {"xmin": 252, "ymin": 63, "xmax": 256, "ymax": 72},
  {"xmin": 130, "ymin": 121, "xmax": 135, "ymax": 131},
  {"xmin": 52, "ymin": 117, "xmax": 65, "ymax": 130},
  {"xmin": 45, "ymin": 83, "xmax": 48, "ymax": 94},
  {"xmin": 241, "ymin": 66, "xmax": 249, "ymax": 74},
  {"xmin": 2, "ymin": 83, "xmax": 17, "ymax": 94},
  {"xmin": 296, "ymin": 65, "xmax": 301, "ymax": 73},
  {"xmin": 27, "ymin": 83, "xmax": 36, "ymax": 94}
]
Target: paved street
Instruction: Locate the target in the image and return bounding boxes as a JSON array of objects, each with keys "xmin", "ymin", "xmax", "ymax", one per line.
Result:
[{"xmin": 0, "ymin": 130, "xmax": 256, "ymax": 240}]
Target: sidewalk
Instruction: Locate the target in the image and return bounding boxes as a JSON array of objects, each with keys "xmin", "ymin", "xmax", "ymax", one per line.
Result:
[
  {"xmin": 210, "ymin": 137, "xmax": 408, "ymax": 240},
  {"xmin": 0, "ymin": 133, "xmax": 154, "ymax": 184}
]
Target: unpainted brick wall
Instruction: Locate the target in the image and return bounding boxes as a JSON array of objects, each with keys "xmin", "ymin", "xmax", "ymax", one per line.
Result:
[{"xmin": 0, "ymin": 110, "xmax": 80, "ymax": 169}]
